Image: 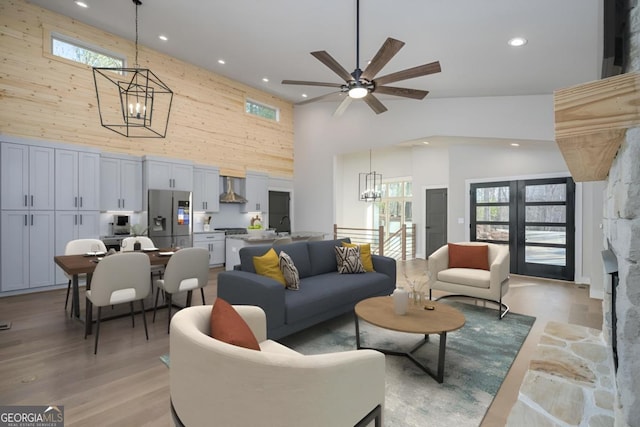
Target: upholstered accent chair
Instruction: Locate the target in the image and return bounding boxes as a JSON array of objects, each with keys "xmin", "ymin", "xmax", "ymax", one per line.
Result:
[
  {"xmin": 169, "ymin": 304, "xmax": 385, "ymax": 427},
  {"xmin": 428, "ymin": 242, "xmax": 510, "ymax": 318}
]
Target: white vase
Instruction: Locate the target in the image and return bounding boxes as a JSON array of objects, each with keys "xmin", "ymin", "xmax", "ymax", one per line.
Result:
[{"xmin": 392, "ymin": 288, "xmax": 409, "ymax": 315}]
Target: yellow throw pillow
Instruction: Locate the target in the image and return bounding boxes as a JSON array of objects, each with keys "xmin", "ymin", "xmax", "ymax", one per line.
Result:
[
  {"xmin": 253, "ymin": 248, "xmax": 286, "ymax": 286},
  {"xmin": 342, "ymin": 242, "xmax": 375, "ymax": 272}
]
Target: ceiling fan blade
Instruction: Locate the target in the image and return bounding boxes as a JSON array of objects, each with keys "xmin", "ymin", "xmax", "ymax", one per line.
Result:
[
  {"xmin": 374, "ymin": 61, "xmax": 441, "ymax": 86},
  {"xmin": 361, "ymin": 38, "xmax": 405, "ymax": 81},
  {"xmin": 333, "ymin": 96, "xmax": 353, "ymax": 116},
  {"xmin": 310, "ymin": 51, "xmax": 354, "ymax": 82},
  {"xmin": 374, "ymin": 85, "xmax": 429, "ymax": 100},
  {"xmin": 296, "ymin": 91, "xmax": 345, "ymax": 105},
  {"xmin": 363, "ymin": 93, "xmax": 388, "ymax": 114},
  {"xmin": 282, "ymin": 80, "xmax": 344, "ymax": 88}
]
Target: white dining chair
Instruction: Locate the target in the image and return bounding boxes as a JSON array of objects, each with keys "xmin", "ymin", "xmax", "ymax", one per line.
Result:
[
  {"xmin": 121, "ymin": 236, "xmax": 164, "ymax": 283},
  {"xmin": 63, "ymin": 239, "xmax": 106, "ymax": 315},
  {"xmin": 120, "ymin": 236, "xmax": 156, "ymax": 251},
  {"xmin": 153, "ymin": 247, "xmax": 210, "ymax": 333},
  {"xmin": 84, "ymin": 252, "xmax": 151, "ymax": 354}
]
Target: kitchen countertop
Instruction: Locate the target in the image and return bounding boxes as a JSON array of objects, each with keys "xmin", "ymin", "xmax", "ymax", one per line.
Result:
[{"xmin": 225, "ymin": 231, "xmax": 326, "ymax": 243}]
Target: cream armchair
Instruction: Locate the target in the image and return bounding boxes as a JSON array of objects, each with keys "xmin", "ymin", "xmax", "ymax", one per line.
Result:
[
  {"xmin": 428, "ymin": 242, "xmax": 510, "ymax": 318},
  {"xmin": 170, "ymin": 304, "xmax": 385, "ymax": 427}
]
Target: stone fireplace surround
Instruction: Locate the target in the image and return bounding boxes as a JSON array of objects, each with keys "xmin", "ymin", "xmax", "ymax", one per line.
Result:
[{"xmin": 603, "ymin": 3, "xmax": 640, "ymax": 424}]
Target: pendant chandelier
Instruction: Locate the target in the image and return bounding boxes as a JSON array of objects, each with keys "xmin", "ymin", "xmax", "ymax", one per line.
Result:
[
  {"xmin": 359, "ymin": 149, "xmax": 382, "ymax": 202},
  {"xmin": 93, "ymin": 0, "xmax": 173, "ymax": 138}
]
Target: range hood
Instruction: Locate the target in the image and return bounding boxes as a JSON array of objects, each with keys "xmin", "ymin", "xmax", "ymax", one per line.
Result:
[{"xmin": 220, "ymin": 177, "xmax": 247, "ymax": 204}]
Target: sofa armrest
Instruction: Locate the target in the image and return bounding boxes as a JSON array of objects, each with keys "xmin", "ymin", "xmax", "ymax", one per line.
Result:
[
  {"xmin": 233, "ymin": 305, "xmax": 268, "ymax": 343},
  {"xmin": 428, "ymin": 244, "xmax": 449, "ymax": 278},
  {"xmin": 371, "ymin": 254, "xmax": 396, "ymax": 281},
  {"xmin": 489, "ymin": 247, "xmax": 510, "ymax": 290},
  {"xmin": 217, "ymin": 271, "xmax": 286, "ymax": 331}
]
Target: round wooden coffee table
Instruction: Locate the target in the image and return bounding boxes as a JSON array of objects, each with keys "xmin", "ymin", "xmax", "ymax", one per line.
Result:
[{"xmin": 354, "ymin": 296, "xmax": 465, "ymax": 383}]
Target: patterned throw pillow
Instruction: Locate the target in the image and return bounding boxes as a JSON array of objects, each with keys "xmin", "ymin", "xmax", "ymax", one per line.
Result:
[
  {"xmin": 278, "ymin": 251, "xmax": 300, "ymax": 290},
  {"xmin": 334, "ymin": 246, "xmax": 365, "ymax": 274}
]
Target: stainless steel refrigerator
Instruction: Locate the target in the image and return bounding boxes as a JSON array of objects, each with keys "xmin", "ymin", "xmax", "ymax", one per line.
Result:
[{"xmin": 148, "ymin": 189, "xmax": 192, "ymax": 249}]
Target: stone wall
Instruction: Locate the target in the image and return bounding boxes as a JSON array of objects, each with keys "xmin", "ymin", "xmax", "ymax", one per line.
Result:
[{"xmin": 602, "ymin": 1, "xmax": 640, "ymax": 425}]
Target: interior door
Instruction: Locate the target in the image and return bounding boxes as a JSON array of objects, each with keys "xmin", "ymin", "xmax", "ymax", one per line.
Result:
[
  {"xmin": 425, "ymin": 188, "xmax": 447, "ymax": 258},
  {"xmin": 268, "ymin": 191, "xmax": 290, "ymax": 233}
]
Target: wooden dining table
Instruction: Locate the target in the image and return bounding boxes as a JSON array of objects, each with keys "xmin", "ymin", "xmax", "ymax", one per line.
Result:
[{"xmin": 54, "ymin": 249, "xmax": 175, "ymax": 336}]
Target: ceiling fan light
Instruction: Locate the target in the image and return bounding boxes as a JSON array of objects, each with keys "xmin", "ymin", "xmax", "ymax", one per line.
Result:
[{"xmin": 349, "ymin": 86, "xmax": 368, "ymax": 99}]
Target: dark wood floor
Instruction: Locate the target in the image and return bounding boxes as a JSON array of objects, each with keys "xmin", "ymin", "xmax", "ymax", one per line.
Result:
[{"xmin": 0, "ymin": 260, "xmax": 603, "ymax": 426}]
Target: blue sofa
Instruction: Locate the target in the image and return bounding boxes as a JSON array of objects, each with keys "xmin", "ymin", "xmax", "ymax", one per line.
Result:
[{"xmin": 217, "ymin": 238, "xmax": 397, "ymax": 340}]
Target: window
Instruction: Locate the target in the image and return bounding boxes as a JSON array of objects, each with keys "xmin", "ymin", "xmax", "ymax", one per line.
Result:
[
  {"xmin": 51, "ymin": 34, "xmax": 124, "ymax": 69},
  {"xmin": 245, "ymin": 99, "xmax": 279, "ymax": 121},
  {"xmin": 376, "ymin": 179, "xmax": 412, "ymax": 238}
]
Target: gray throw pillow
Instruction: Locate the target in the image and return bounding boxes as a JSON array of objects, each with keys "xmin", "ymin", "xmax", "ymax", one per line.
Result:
[
  {"xmin": 334, "ymin": 246, "xmax": 365, "ymax": 274},
  {"xmin": 278, "ymin": 251, "xmax": 300, "ymax": 290}
]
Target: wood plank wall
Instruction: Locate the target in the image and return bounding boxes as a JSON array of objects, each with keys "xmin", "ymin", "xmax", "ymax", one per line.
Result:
[{"xmin": 0, "ymin": 0, "xmax": 294, "ymax": 178}]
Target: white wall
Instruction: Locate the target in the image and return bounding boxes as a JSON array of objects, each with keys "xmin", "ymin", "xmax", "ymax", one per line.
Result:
[
  {"xmin": 294, "ymin": 94, "xmax": 555, "ymax": 235},
  {"xmin": 294, "ymin": 94, "xmax": 605, "ymax": 295}
]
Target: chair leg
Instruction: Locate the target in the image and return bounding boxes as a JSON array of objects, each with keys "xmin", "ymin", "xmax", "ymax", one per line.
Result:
[
  {"xmin": 84, "ymin": 298, "xmax": 91, "ymax": 340},
  {"xmin": 200, "ymin": 288, "xmax": 205, "ymax": 305},
  {"xmin": 166, "ymin": 294, "xmax": 172, "ymax": 334},
  {"xmin": 130, "ymin": 302, "xmax": 135, "ymax": 328},
  {"xmin": 153, "ymin": 287, "xmax": 161, "ymax": 322},
  {"xmin": 140, "ymin": 299, "xmax": 149, "ymax": 340},
  {"xmin": 94, "ymin": 307, "xmax": 102, "ymax": 355}
]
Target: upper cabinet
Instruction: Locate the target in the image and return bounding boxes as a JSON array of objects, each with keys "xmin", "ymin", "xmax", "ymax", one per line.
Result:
[
  {"xmin": 1, "ymin": 142, "xmax": 55, "ymax": 210},
  {"xmin": 100, "ymin": 153, "xmax": 143, "ymax": 211},
  {"xmin": 55, "ymin": 148, "xmax": 100, "ymax": 211},
  {"xmin": 193, "ymin": 165, "xmax": 220, "ymax": 212},
  {"xmin": 242, "ymin": 171, "xmax": 268, "ymax": 213},
  {"xmin": 143, "ymin": 156, "xmax": 193, "ymax": 191}
]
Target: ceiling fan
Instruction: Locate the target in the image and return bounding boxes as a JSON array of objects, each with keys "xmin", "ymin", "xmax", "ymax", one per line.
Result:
[{"xmin": 282, "ymin": 0, "xmax": 441, "ymax": 115}]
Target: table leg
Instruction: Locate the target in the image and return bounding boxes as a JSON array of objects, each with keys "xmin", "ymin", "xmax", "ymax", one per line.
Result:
[
  {"xmin": 71, "ymin": 275, "xmax": 80, "ymax": 318},
  {"xmin": 355, "ymin": 312, "xmax": 362, "ymax": 349},
  {"xmin": 354, "ymin": 315, "xmax": 448, "ymax": 383}
]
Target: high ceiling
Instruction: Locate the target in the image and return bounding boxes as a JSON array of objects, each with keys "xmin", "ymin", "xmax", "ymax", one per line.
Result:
[{"xmin": 27, "ymin": 0, "xmax": 603, "ymax": 104}]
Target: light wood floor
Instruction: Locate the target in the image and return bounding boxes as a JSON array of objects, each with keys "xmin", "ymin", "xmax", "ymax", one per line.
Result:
[{"xmin": 0, "ymin": 259, "xmax": 603, "ymax": 426}]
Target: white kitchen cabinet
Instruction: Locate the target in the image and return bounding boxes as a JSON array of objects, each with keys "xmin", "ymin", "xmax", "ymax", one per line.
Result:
[
  {"xmin": 100, "ymin": 154, "xmax": 143, "ymax": 211},
  {"xmin": 193, "ymin": 232, "xmax": 225, "ymax": 267},
  {"xmin": 1, "ymin": 142, "xmax": 55, "ymax": 211},
  {"xmin": 1, "ymin": 210, "xmax": 55, "ymax": 292},
  {"xmin": 144, "ymin": 157, "xmax": 193, "ymax": 191},
  {"xmin": 55, "ymin": 149, "xmax": 100, "ymax": 211},
  {"xmin": 241, "ymin": 171, "xmax": 268, "ymax": 213},
  {"xmin": 54, "ymin": 211, "xmax": 100, "ymax": 284},
  {"xmin": 193, "ymin": 165, "xmax": 220, "ymax": 212}
]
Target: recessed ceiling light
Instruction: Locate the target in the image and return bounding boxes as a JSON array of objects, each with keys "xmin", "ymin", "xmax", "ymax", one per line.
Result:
[
  {"xmin": 508, "ymin": 37, "xmax": 527, "ymax": 47},
  {"xmin": 74, "ymin": 1, "xmax": 88, "ymax": 8},
  {"xmin": 511, "ymin": 143, "xmax": 520, "ymax": 147},
  {"xmin": 422, "ymin": 141, "xmax": 430, "ymax": 145},
  {"xmin": 158, "ymin": 35, "xmax": 168, "ymax": 41},
  {"xmin": 301, "ymin": 94, "xmax": 308, "ymax": 98},
  {"xmin": 217, "ymin": 59, "xmax": 226, "ymax": 65},
  {"xmin": 262, "ymin": 77, "xmax": 269, "ymax": 83}
]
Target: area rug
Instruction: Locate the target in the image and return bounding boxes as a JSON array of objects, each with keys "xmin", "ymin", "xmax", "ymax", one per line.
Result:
[{"xmin": 161, "ymin": 301, "xmax": 535, "ymax": 427}]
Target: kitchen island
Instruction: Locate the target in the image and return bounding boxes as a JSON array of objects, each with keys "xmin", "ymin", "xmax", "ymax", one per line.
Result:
[{"xmin": 225, "ymin": 232, "xmax": 326, "ymax": 270}]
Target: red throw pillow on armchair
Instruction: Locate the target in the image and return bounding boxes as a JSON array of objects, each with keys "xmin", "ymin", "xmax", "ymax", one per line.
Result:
[
  {"xmin": 448, "ymin": 243, "xmax": 490, "ymax": 271},
  {"xmin": 210, "ymin": 298, "xmax": 261, "ymax": 351}
]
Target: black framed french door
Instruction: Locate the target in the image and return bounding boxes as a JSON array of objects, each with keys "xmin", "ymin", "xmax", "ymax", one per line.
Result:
[{"xmin": 470, "ymin": 177, "xmax": 575, "ymax": 281}]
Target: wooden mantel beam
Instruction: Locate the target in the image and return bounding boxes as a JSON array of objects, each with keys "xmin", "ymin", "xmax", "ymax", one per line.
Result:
[{"xmin": 554, "ymin": 72, "xmax": 640, "ymax": 182}]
